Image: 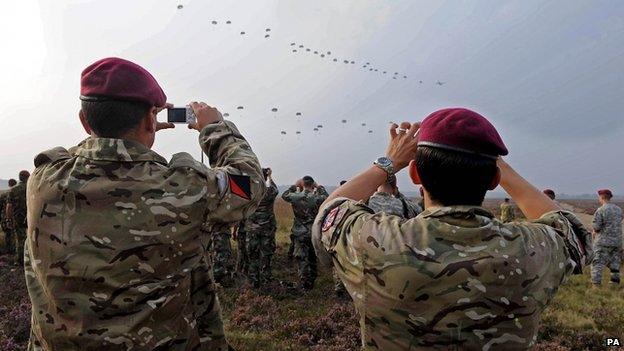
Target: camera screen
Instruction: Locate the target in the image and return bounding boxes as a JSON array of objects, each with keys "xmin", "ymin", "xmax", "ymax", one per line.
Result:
[{"xmin": 167, "ymin": 108, "xmax": 187, "ymax": 123}]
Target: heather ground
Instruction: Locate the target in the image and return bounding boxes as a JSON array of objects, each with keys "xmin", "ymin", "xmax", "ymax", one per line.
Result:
[{"xmin": 1, "ymin": 199, "xmax": 623, "ymax": 350}]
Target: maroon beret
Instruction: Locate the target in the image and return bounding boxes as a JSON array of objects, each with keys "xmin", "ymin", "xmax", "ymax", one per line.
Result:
[
  {"xmin": 80, "ymin": 57, "xmax": 166, "ymax": 107},
  {"xmin": 598, "ymin": 189, "xmax": 613, "ymax": 197},
  {"xmin": 543, "ymin": 189, "xmax": 555, "ymax": 197},
  {"xmin": 418, "ymin": 108, "xmax": 508, "ymax": 159}
]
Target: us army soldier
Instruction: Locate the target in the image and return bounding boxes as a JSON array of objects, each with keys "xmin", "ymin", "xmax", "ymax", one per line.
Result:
[
  {"xmin": 24, "ymin": 57, "xmax": 265, "ymax": 351},
  {"xmin": 245, "ymin": 167, "xmax": 279, "ymax": 288},
  {"xmin": 591, "ymin": 189, "xmax": 623, "ymax": 286},
  {"xmin": 313, "ymin": 108, "xmax": 588, "ymax": 350},
  {"xmin": 499, "ymin": 197, "xmax": 516, "ymax": 223},
  {"xmin": 6, "ymin": 171, "xmax": 29, "ymax": 266},
  {"xmin": 0, "ymin": 178, "xmax": 17, "ymax": 256},
  {"xmin": 282, "ymin": 176, "xmax": 328, "ymax": 290},
  {"xmin": 367, "ymin": 174, "xmax": 421, "ymax": 218}
]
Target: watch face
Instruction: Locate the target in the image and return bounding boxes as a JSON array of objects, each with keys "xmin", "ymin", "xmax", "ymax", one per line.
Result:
[{"xmin": 377, "ymin": 157, "xmax": 391, "ymax": 167}]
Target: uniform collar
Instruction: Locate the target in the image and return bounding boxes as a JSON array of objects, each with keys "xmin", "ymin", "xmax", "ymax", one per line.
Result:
[
  {"xmin": 421, "ymin": 205, "xmax": 494, "ymax": 219},
  {"xmin": 72, "ymin": 137, "xmax": 168, "ymax": 165}
]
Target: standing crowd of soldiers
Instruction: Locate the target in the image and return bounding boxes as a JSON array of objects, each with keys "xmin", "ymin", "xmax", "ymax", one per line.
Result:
[
  {"xmin": 2, "ymin": 57, "xmax": 623, "ymax": 350},
  {"xmin": 0, "ymin": 171, "xmax": 29, "ymax": 266}
]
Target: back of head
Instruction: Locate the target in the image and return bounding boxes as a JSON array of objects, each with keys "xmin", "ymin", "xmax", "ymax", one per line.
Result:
[
  {"xmin": 302, "ymin": 176, "xmax": 315, "ymax": 187},
  {"xmin": 340, "ymin": 180, "xmax": 347, "ymax": 186},
  {"xmin": 19, "ymin": 170, "xmax": 30, "ymax": 183},
  {"xmin": 504, "ymin": 198, "xmax": 510, "ymax": 203},
  {"xmin": 416, "ymin": 108, "xmax": 507, "ymax": 207},
  {"xmin": 81, "ymin": 100, "xmax": 152, "ymax": 138},
  {"xmin": 598, "ymin": 189, "xmax": 613, "ymax": 202},
  {"xmin": 8, "ymin": 178, "xmax": 17, "ymax": 187}
]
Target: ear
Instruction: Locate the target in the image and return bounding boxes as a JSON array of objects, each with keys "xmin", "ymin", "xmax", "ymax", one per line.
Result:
[
  {"xmin": 79, "ymin": 110, "xmax": 93, "ymax": 135},
  {"xmin": 408, "ymin": 159, "xmax": 422, "ymax": 185},
  {"xmin": 488, "ymin": 166, "xmax": 501, "ymax": 190},
  {"xmin": 144, "ymin": 107, "xmax": 158, "ymax": 133}
]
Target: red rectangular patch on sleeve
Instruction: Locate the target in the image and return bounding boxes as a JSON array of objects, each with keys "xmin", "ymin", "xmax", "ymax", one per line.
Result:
[
  {"xmin": 228, "ymin": 174, "xmax": 251, "ymax": 200},
  {"xmin": 322, "ymin": 207, "xmax": 340, "ymax": 232}
]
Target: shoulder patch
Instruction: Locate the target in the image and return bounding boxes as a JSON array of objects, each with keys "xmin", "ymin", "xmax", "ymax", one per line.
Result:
[
  {"xmin": 229, "ymin": 174, "xmax": 251, "ymax": 200},
  {"xmin": 34, "ymin": 147, "xmax": 71, "ymax": 168},
  {"xmin": 323, "ymin": 207, "xmax": 340, "ymax": 232}
]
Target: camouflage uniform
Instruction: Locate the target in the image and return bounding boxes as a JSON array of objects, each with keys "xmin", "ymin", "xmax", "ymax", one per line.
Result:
[
  {"xmin": 500, "ymin": 202, "xmax": 516, "ymax": 223},
  {"xmin": 313, "ymin": 198, "xmax": 586, "ymax": 350},
  {"xmin": 591, "ymin": 203, "xmax": 623, "ymax": 284},
  {"xmin": 368, "ymin": 191, "xmax": 422, "ymax": 219},
  {"xmin": 282, "ymin": 185, "xmax": 328, "ymax": 289},
  {"xmin": 7, "ymin": 181, "xmax": 27, "ymax": 266},
  {"xmin": 235, "ymin": 222, "xmax": 249, "ymax": 275},
  {"xmin": 245, "ymin": 180, "xmax": 279, "ymax": 287},
  {"xmin": 211, "ymin": 225, "xmax": 234, "ymax": 286},
  {"xmin": 24, "ymin": 120, "xmax": 264, "ymax": 351},
  {"xmin": 0, "ymin": 190, "xmax": 15, "ymax": 256}
]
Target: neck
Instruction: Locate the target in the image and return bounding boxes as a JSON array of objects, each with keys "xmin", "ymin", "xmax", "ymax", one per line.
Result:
[{"xmin": 91, "ymin": 132, "xmax": 150, "ymax": 148}]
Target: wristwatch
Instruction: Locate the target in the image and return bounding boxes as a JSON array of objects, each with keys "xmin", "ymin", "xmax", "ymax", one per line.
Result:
[{"xmin": 373, "ymin": 157, "xmax": 394, "ymax": 177}]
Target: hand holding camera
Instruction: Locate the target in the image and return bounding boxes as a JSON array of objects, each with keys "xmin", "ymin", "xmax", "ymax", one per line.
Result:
[{"xmin": 167, "ymin": 101, "xmax": 223, "ymax": 132}]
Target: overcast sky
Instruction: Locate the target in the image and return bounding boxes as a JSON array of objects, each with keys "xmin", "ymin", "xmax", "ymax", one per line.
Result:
[{"xmin": 1, "ymin": 0, "xmax": 623, "ymax": 194}]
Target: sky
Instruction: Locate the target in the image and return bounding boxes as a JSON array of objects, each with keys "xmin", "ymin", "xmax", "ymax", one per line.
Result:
[{"xmin": 0, "ymin": 0, "xmax": 623, "ymax": 195}]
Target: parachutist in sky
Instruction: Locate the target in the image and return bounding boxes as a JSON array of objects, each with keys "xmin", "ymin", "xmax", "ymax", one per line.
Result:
[
  {"xmin": 237, "ymin": 106, "xmax": 244, "ymax": 110},
  {"xmin": 212, "ymin": 21, "xmax": 217, "ymax": 25},
  {"xmin": 296, "ymin": 112, "xmax": 302, "ymax": 116},
  {"xmin": 272, "ymin": 108, "xmax": 278, "ymax": 112},
  {"xmin": 177, "ymin": 4, "xmax": 183, "ymax": 9}
]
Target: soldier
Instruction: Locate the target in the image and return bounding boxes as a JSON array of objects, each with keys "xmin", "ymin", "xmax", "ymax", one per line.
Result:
[
  {"xmin": 543, "ymin": 188, "xmax": 556, "ymax": 200},
  {"xmin": 234, "ymin": 221, "xmax": 249, "ymax": 275},
  {"xmin": 245, "ymin": 167, "xmax": 279, "ymax": 288},
  {"xmin": 282, "ymin": 176, "xmax": 328, "ymax": 290},
  {"xmin": 367, "ymin": 174, "xmax": 421, "ymax": 218},
  {"xmin": 24, "ymin": 57, "xmax": 265, "ymax": 350},
  {"xmin": 313, "ymin": 108, "xmax": 589, "ymax": 350},
  {"xmin": 334, "ymin": 180, "xmax": 349, "ymax": 297},
  {"xmin": 6, "ymin": 171, "xmax": 29, "ymax": 266},
  {"xmin": 211, "ymin": 225, "xmax": 235, "ymax": 287},
  {"xmin": 591, "ymin": 189, "xmax": 623, "ymax": 286},
  {"xmin": 0, "ymin": 178, "xmax": 17, "ymax": 256},
  {"xmin": 417, "ymin": 186, "xmax": 425, "ymax": 210},
  {"xmin": 499, "ymin": 197, "xmax": 516, "ymax": 223}
]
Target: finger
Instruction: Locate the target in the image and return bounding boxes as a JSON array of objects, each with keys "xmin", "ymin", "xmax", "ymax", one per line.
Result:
[
  {"xmin": 408, "ymin": 122, "xmax": 421, "ymax": 139},
  {"xmin": 389, "ymin": 123, "xmax": 399, "ymax": 139},
  {"xmin": 164, "ymin": 122, "xmax": 175, "ymax": 129},
  {"xmin": 165, "ymin": 103, "xmax": 174, "ymax": 109},
  {"xmin": 188, "ymin": 123, "xmax": 198, "ymax": 130},
  {"xmin": 189, "ymin": 101, "xmax": 200, "ymax": 114},
  {"xmin": 399, "ymin": 122, "xmax": 411, "ymax": 131}
]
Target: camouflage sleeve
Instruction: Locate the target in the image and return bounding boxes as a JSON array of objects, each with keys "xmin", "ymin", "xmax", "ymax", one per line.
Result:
[
  {"xmin": 314, "ymin": 186, "xmax": 329, "ymax": 205},
  {"xmin": 533, "ymin": 210, "xmax": 588, "ymax": 274},
  {"xmin": 312, "ymin": 197, "xmax": 375, "ymax": 267},
  {"xmin": 267, "ymin": 181, "xmax": 279, "ymax": 200},
  {"xmin": 197, "ymin": 120, "xmax": 265, "ymax": 224},
  {"xmin": 281, "ymin": 185, "xmax": 301, "ymax": 203},
  {"xmin": 592, "ymin": 208, "xmax": 604, "ymax": 232}
]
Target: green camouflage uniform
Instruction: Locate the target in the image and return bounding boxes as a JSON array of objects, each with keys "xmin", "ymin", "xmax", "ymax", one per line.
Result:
[
  {"xmin": 7, "ymin": 181, "xmax": 27, "ymax": 266},
  {"xmin": 211, "ymin": 225, "xmax": 234, "ymax": 286},
  {"xmin": 282, "ymin": 185, "xmax": 328, "ymax": 289},
  {"xmin": 500, "ymin": 202, "xmax": 516, "ymax": 223},
  {"xmin": 245, "ymin": 179, "xmax": 278, "ymax": 287},
  {"xmin": 591, "ymin": 203, "xmax": 623, "ymax": 284},
  {"xmin": 24, "ymin": 120, "xmax": 265, "ymax": 351},
  {"xmin": 235, "ymin": 222, "xmax": 249, "ymax": 275},
  {"xmin": 313, "ymin": 198, "xmax": 586, "ymax": 350},
  {"xmin": 0, "ymin": 190, "xmax": 15, "ymax": 256}
]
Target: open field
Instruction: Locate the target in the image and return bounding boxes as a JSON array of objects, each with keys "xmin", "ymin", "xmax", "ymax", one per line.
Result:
[{"xmin": 1, "ymin": 199, "xmax": 623, "ymax": 350}]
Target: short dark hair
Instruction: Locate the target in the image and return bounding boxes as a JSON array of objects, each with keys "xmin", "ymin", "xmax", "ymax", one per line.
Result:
[
  {"xmin": 339, "ymin": 180, "xmax": 347, "ymax": 186},
  {"xmin": 302, "ymin": 176, "xmax": 315, "ymax": 187},
  {"xmin": 19, "ymin": 171, "xmax": 30, "ymax": 183},
  {"xmin": 415, "ymin": 146, "xmax": 497, "ymax": 206},
  {"xmin": 81, "ymin": 99, "xmax": 152, "ymax": 138},
  {"xmin": 504, "ymin": 198, "xmax": 510, "ymax": 202},
  {"xmin": 8, "ymin": 179, "xmax": 17, "ymax": 187}
]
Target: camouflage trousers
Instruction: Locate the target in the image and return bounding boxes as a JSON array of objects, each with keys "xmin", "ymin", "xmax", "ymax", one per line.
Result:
[
  {"xmin": 293, "ymin": 229, "xmax": 317, "ymax": 289},
  {"xmin": 211, "ymin": 231, "xmax": 234, "ymax": 285},
  {"xmin": 13, "ymin": 227, "xmax": 26, "ymax": 266},
  {"xmin": 236, "ymin": 228, "xmax": 249, "ymax": 275},
  {"xmin": 591, "ymin": 245, "xmax": 622, "ymax": 284},
  {"xmin": 245, "ymin": 226, "xmax": 276, "ymax": 288},
  {"xmin": 287, "ymin": 233, "xmax": 295, "ymax": 259},
  {"xmin": 1, "ymin": 228, "xmax": 14, "ymax": 256},
  {"xmin": 333, "ymin": 268, "xmax": 347, "ymax": 296},
  {"xmin": 191, "ymin": 258, "xmax": 230, "ymax": 350}
]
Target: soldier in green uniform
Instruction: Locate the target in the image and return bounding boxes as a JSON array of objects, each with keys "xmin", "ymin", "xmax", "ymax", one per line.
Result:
[
  {"xmin": 6, "ymin": 171, "xmax": 29, "ymax": 266},
  {"xmin": 0, "ymin": 178, "xmax": 17, "ymax": 256},
  {"xmin": 334, "ymin": 180, "xmax": 349, "ymax": 297},
  {"xmin": 245, "ymin": 167, "xmax": 279, "ymax": 288},
  {"xmin": 211, "ymin": 225, "xmax": 235, "ymax": 287},
  {"xmin": 24, "ymin": 58, "xmax": 265, "ymax": 351},
  {"xmin": 234, "ymin": 221, "xmax": 249, "ymax": 276},
  {"xmin": 282, "ymin": 176, "xmax": 328, "ymax": 290},
  {"xmin": 313, "ymin": 108, "xmax": 589, "ymax": 350},
  {"xmin": 499, "ymin": 197, "xmax": 516, "ymax": 223}
]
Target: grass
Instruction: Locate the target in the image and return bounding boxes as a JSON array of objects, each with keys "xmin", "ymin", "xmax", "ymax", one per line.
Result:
[{"xmin": 1, "ymin": 199, "xmax": 624, "ymax": 350}]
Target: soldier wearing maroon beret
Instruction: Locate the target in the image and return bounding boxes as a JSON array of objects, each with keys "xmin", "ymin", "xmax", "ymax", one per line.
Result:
[
  {"xmin": 24, "ymin": 57, "xmax": 265, "ymax": 350},
  {"xmin": 312, "ymin": 108, "xmax": 590, "ymax": 350},
  {"xmin": 591, "ymin": 188, "xmax": 623, "ymax": 286}
]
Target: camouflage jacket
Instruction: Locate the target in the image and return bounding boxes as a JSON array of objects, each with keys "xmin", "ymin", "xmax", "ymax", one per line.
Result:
[
  {"xmin": 396, "ymin": 192, "xmax": 422, "ymax": 219},
  {"xmin": 500, "ymin": 203, "xmax": 516, "ymax": 223},
  {"xmin": 368, "ymin": 192, "xmax": 421, "ymax": 219},
  {"xmin": 282, "ymin": 186, "xmax": 328, "ymax": 235},
  {"xmin": 313, "ymin": 199, "xmax": 586, "ymax": 350},
  {"xmin": 7, "ymin": 181, "xmax": 28, "ymax": 228},
  {"xmin": 25, "ymin": 120, "xmax": 265, "ymax": 351},
  {"xmin": 245, "ymin": 180, "xmax": 278, "ymax": 232},
  {"xmin": 0, "ymin": 190, "xmax": 10, "ymax": 231},
  {"xmin": 592, "ymin": 203, "xmax": 623, "ymax": 247}
]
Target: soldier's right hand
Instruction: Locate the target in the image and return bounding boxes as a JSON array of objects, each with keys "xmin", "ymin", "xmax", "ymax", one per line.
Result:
[
  {"xmin": 386, "ymin": 121, "xmax": 420, "ymax": 171},
  {"xmin": 187, "ymin": 101, "xmax": 223, "ymax": 131}
]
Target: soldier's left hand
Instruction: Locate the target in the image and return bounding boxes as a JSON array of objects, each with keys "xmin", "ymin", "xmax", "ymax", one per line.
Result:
[
  {"xmin": 155, "ymin": 103, "xmax": 175, "ymax": 131},
  {"xmin": 386, "ymin": 121, "xmax": 421, "ymax": 171}
]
